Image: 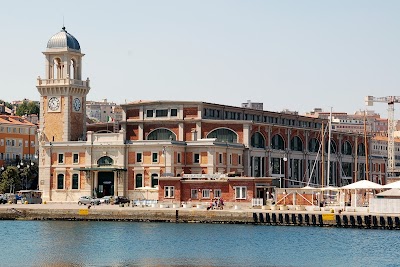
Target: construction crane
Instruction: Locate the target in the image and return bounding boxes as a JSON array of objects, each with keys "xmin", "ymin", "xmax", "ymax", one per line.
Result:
[{"xmin": 365, "ymin": 96, "xmax": 400, "ymax": 176}]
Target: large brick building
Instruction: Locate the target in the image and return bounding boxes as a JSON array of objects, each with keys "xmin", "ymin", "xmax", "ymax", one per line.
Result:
[{"xmin": 37, "ymin": 27, "xmax": 384, "ymax": 203}]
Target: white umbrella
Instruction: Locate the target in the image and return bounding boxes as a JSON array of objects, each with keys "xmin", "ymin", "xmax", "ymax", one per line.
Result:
[
  {"xmin": 382, "ymin": 180, "xmax": 400, "ymax": 189},
  {"xmin": 341, "ymin": 180, "xmax": 383, "ymax": 189}
]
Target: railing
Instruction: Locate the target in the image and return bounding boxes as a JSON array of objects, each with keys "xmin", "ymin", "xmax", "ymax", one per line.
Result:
[
  {"xmin": 252, "ymin": 198, "xmax": 264, "ymax": 207},
  {"xmin": 37, "ymin": 78, "xmax": 89, "ymax": 87}
]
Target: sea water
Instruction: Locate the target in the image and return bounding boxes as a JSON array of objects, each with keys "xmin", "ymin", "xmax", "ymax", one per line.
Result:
[{"xmin": 1, "ymin": 220, "xmax": 399, "ymax": 267}]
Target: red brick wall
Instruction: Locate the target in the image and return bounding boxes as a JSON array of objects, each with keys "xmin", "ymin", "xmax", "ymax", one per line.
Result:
[
  {"xmin": 126, "ymin": 108, "xmax": 140, "ymax": 119},
  {"xmin": 127, "ymin": 125, "xmax": 138, "ymax": 140},
  {"xmin": 183, "ymin": 107, "xmax": 198, "ymax": 118},
  {"xmin": 158, "ymin": 180, "xmax": 181, "ymax": 202},
  {"xmin": 184, "ymin": 123, "xmax": 196, "ymax": 141}
]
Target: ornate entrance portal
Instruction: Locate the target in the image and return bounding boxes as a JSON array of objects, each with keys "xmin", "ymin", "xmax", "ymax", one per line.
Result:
[{"xmin": 98, "ymin": 172, "xmax": 114, "ymax": 197}]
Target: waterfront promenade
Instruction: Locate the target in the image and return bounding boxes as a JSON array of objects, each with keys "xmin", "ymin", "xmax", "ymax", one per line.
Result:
[{"xmin": 0, "ymin": 202, "xmax": 398, "ymax": 229}]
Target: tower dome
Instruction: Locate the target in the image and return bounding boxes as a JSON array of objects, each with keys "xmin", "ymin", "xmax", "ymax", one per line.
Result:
[{"xmin": 46, "ymin": 27, "xmax": 80, "ymax": 51}]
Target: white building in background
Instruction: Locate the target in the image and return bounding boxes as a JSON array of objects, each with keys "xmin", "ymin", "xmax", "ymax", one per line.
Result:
[{"xmin": 86, "ymin": 99, "xmax": 117, "ymax": 123}]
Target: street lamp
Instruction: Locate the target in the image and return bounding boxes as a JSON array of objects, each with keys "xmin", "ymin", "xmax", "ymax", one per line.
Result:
[
  {"xmin": 279, "ymin": 156, "xmax": 288, "ymax": 188},
  {"xmin": 162, "ymin": 146, "xmax": 167, "ymax": 175}
]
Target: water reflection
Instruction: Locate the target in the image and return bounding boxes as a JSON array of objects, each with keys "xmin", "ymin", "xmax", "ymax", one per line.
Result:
[{"xmin": 1, "ymin": 221, "xmax": 399, "ymax": 267}]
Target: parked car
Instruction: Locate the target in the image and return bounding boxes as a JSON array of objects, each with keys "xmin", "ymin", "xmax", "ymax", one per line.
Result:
[
  {"xmin": 114, "ymin": 196, "xmax": 130, "ymax": 205},
  {"xmin": 0, "ymin": 194, "xmax": 7, "ymax": 204},
  {"xmin": 100, "ymin": 196, "xmax": 112, "ymax": 204},
  {"xmin": 78, "ymin": 196, "xmax": 100, "ymax": 206}
]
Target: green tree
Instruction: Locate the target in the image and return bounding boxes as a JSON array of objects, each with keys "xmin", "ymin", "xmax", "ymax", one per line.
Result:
[
  {"xmin": 0, "ymin": 166, "xmax": 20, "ymax": 193},
  {"xmin": 16, "ymin": 100, "xmax": 39, "ymax": 116}
]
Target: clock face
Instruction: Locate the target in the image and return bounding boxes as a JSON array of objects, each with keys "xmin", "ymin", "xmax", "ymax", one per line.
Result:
[
  {"xmin": 48, "ymin": 97, "xmax": 60, "ymax": 111},
  {"xmin": 73, "ymin": 97, "xmax": 81, "ymax": 111}
]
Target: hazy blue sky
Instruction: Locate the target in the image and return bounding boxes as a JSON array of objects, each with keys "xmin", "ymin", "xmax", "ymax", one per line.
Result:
[{"xmin": 1, "ymin": 1, "xmax": 400, "ymax": 117}]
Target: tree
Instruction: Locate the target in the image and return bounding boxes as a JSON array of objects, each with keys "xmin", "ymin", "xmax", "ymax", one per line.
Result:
[
  {"xmin": 18, "ymin": 162, "xmax": 38, "ymax": 190},
  {"xmin": 16, "ymin": 100, "xmax": 39, "ymax": 116},
  {"xmin": 0, "ymin": 166, "xmax": 20, "ymax": 193}
]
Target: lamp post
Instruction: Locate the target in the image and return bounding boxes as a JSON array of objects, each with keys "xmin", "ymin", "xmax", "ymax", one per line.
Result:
[
  {"xmin": 162, "ymin": 146, "xmax": 166, "ymax": 175},
  {"xmin": 279, "ymin": 156, "xmax": 287, "ymax": 188}
]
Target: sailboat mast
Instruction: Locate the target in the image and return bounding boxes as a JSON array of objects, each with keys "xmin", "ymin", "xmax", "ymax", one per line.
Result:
[
  {"xmin": 327, "ymin": 107, "xmax": 332, "ymax": 186},
  {"xmin": 321, "ymin": 122, "xmax": 325, "ymax": 188},
  {"xmin": 364, "ymin": 110, "xmax": 369, "ymax": 180}
]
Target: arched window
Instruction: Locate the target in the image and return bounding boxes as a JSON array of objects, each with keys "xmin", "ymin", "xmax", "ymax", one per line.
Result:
[
  {"xmin": 341, "ymin": 141, "xmax": 352, "ymax": 155},
  {"xmin": 151, "ymin": 173, "xmax": 159, "ymax": 188},
  {"xmin": 358, "ymin": 143, "xmax": 366, "ymax": 156},
  {"xmin": 271, "ymin": 134, "xmax": 285, "ymax": 150},
  {"xmin": 70, "ymin": 59, "xmax": 76, "ymax": 79},
  {"xmin": 97, "ymin": 156, "xmax": 113, "ymax": 166},
  {"xmin": 57, "ymin": 174, "xmax": 64, "ymax": 189},
  {"xmin": 207, "ymin": 128, "xmax": 237, "ymax": 143},
  {"xmin": 325, "ymin": 140, "xmax": 337, "ymax": 154},
  {"xmin": 251, "ymin": 132, "xmax": 265, "ymax": 148},
  {"xmin": 53, "ymin": 58, "xmax": 62, "ymax": 79},
  {"xmin": 135, "ymin": 174, "xmax": 143, "ymax": 188},
  {"xmin": 72, "ymin": 173, "xmax": 79, "ymax": 189},
  {"xmin": 147, "ymin": 128, "xmax": 176, "ymax": 141},
  {"xmin": 308, "ymin": 138, "xmax": 320, "ymax": 152},
  {"xmin": 290, "ymin": 136, "xmax": 303, "ymax": 151}
]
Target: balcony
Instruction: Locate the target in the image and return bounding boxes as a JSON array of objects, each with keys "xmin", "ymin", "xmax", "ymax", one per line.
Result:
[{"xmin": 37, "ymin": 78, "xmax": 90, "ymax": 87}]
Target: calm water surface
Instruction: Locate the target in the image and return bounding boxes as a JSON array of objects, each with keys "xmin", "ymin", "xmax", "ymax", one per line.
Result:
[{"xmin": 1, "ymin": 220, "xmax": 400, "ymax": 267}]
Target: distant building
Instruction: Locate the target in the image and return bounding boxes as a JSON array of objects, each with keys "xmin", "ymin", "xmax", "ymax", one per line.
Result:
[
  {"xmin": 305, "ymin": 108, "xmax": 390, "ymax": 135},
  {"xmin": 0, "ymin": 115, "xmax": 38, "ymax": 167},
  {"xmin": 241, "ymin": 100, "xmax": 263, "ymax": 110},
  {"xmin": 86, "ymin": 99, "xmax": 118, "ymax": 123}
]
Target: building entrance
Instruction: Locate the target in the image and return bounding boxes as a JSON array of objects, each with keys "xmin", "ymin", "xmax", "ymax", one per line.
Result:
[{"xmin": 98, "ymin": 172, "xmax": 114, "ymax": 197}]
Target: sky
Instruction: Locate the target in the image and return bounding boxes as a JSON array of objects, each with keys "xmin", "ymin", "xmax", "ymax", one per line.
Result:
[{"xmin": 1, "ymin": 0, "xmax": 400, "ymax": 117}]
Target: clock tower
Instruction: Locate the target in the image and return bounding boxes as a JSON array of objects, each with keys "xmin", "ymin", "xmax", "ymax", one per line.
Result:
[{"xmin": 37, "ymin": 27, "xmax": 90, "ymax": 142}]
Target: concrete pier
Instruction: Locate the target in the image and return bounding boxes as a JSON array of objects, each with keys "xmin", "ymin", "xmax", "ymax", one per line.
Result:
[{"xmin": 0, "ymin": 203, "xmax": 399, "ymax": 229}]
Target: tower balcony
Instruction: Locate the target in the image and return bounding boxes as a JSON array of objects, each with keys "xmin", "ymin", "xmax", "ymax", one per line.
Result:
[{"xmin": 37, "ymin": 77, "xmax": 90, "ymax": 88}]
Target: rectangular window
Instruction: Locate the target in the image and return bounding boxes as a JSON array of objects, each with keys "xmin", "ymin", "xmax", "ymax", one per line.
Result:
[
  {"xmin": 58, "ymin": 154, "xmax": 64, "ymax": 164},
  {"xmin": 72, "ymin": 174, "xmax": 79, "ymax": 189},
  {"xmin": 11, "ymin": 140, "xmax": 15, "ymax": 146},
  {"xmin": 25, "ymin": 141, "xmax": 28, "ymax": 147},
  {"xmin": 31, "ymin": 141, "xmax": 35, "ymax": 147},
  {"xmin": 194, "ymin": 153, "xmax": 200, "ymax": 163},
  {"xmin": 229, "ymin": 154, "xmax": 232, "ymax": 164},
  {"xmin": 170, "ymin": 109, "xmax": 178, "ymax": 117},
  {"xmin": 177, "ymin": 153, "xmax": 181, "ymax": 163},
  {"xmin": 202, "ymin": 189, "xmax": 210, "ymax": 199},
  {"xmin": 156, "ymin": 109, "xmax": 168, "ymax": 117},
  {"xmin": 136, "ymin": 152, "xmax": 142, "ymax": 163},
  {"xmin": 152, "ymin": 152, "xmax": 158, "ymax": 163},
  {"xmin": 219, "ymin": 153, "xmax": 223, "ymax": 164},
  {"xmin": 0, "ymin": 139, "xmax": 3, "ymax": 146},
  {"xmin": 164, "ymin": 186, "xmax": 175, "ymax": 198},
  {"xmin": 238, "ymin": 155, "xmax": 241, "ymax": 165},
  {"xmin": 214, "ymin": 189, "xmax": 222, "ymax": 198},
  {"xmin": 73, "ymin": 153, "xmax": 79, "ymax": 164},
  {"xmin": 7, "ymin": 127, "xmax": 11, "ymax": 133},
  {"xmin": 235, "ymin": 186, "xmax": 247, "ymax": 199},
  {"xmin": 191, "ymin": 189, "xmax": 198, "ymax": 199},
  {"xmin": 146, "ymin": 110, "xmax": 154, "ymax": 118}
]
